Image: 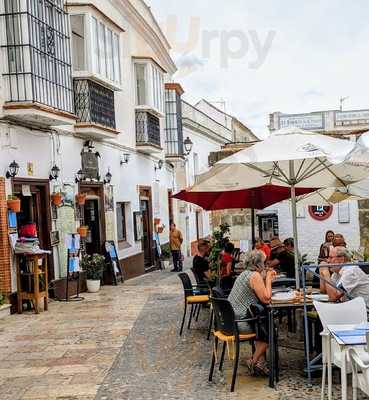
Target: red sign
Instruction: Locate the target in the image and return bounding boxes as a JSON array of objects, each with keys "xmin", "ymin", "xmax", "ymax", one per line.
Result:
[{"xmin": 308, "ymin": 206, "xmax": 333, "ymax": 221}]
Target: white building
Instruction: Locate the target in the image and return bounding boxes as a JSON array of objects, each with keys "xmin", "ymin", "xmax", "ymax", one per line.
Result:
[
  {"xmin": 164, "ymin": 88, "xmax": 257, "ymax": 256},
  {"xmin": 0, "ymin": 0, "xmax": 185, "ymax": 298},
  {"xmin": 262, "ymin": 109, "xmax": 369, "ymax": 260}
]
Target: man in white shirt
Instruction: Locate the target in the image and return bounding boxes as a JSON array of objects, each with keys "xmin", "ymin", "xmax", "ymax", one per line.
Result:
[{"xmin": 320, "ymin": 246, "xmax": 369, "ymax": 307}]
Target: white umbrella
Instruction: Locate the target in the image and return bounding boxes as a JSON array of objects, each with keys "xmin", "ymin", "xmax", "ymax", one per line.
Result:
[
  {"xmin": 191, "ymin": 128, "xmax": 369, "ymax": 287},
  {"xmin": 295, "ymin": 179, "xmax": 369, "ymax": 206}
]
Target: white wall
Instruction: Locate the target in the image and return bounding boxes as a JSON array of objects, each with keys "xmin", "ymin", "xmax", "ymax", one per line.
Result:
[
  {"xmin": 260, "ymin": 201, "xmax": 361, "ymax": 262},
  {"xmin": 0, "ymin": 0, "xmax": 178, "ymax": 286},
  {"xmin": 173, "ymin": 126, "xmax": 224, "ymax": 253}
]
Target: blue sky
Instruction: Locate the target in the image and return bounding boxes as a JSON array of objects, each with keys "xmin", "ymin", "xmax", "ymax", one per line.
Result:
[{"xmin": 147, "ymin": 0, "xmax": 369, "ymax": 138}]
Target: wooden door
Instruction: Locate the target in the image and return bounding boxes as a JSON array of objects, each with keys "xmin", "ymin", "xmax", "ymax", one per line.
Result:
[{"xmin": 84, "ymin": 199, "xmax": 101, "ymax": 255}]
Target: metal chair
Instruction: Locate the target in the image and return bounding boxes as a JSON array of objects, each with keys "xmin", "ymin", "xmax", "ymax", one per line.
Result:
[
  {"xmin": 178, "ymin": 272, "xmax": 209, "ymax": 336},
  {"xmin": 208, "ymin": 296, "xmax": 257, "ymax": 392}
]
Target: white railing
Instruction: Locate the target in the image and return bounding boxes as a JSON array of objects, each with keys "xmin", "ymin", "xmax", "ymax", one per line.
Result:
[{"xmin": 182, "ymin": 101, "xmax": 232, "ymax": 141}]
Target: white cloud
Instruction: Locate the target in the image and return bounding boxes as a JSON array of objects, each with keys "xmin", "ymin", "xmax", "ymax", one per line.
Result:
[{"xmin": 147, "ymin": 0, "xmax": 369, "ymax": 138}]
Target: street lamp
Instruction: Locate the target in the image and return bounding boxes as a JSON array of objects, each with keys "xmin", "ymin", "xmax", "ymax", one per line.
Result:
[
  {"xmin": 120, "ymin": 153, "xmax": 130, "ymax": 165},
  {"xmin": 104, "ymin": 169, "xmax": 112, "ymax": 184},
  {"xmin": 6, "ymin": 160, "xmax": 19, "ymax": 179},
  {"xmin": 75, "ymin": 169, "xmax": 85, "ymax": 183},
  {"xmin": 154, "ymin": 159, "xmax": 164, "ymax": 171},
  {"xmin": 184, "ymin": 137, "xmax": 193, "ymax": 155},
  {"xmin": 49, "ymin": 165, "xmax": 60, "ymax": 181}
]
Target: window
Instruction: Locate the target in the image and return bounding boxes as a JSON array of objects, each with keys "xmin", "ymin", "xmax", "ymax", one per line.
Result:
[
  {"xmin": 134, "ymin": 61, "xmax": 164, "ymax": 113},
  {"xmin": 193, "ymin": 152, "xmax": 199, "ymax": 177},
  {"xmin": 71, "ymin": 15, "xmax": 85, "ymax": 71},
  {"xmin": 116, "ymin": 203, "xmax": 127, "ymax": 242},
  {"xmin": 152, "ymin": 64, "xmax": 164, "ymax": 112},
  {"xmin": 71, "ymin": 14, "xmax": 121, "ymax": 85},
  {"xmin": 165, "ymin": 88, "xmax": 183, "ymax": 155},
  {"xmin": 135, "ymin": 63, "xmax": 147, "ymax": 105}
]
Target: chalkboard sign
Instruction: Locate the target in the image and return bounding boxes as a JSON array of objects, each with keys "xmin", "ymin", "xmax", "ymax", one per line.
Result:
[{"xmin": 104, "ymin": 241, "xmax": 124, "ymax": 285}]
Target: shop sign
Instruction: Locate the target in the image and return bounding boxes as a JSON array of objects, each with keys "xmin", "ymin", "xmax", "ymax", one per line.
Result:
[
  {"xmin": 308, "ymin": 205, "xmax": 333, "ymax": 221},
  {"xmin": 279, "ymin": 113, "xmax": 324, "ymax": 130},
  {"xmin": 335, "ymin": 110, "xmax": 369, "ymax": 126},
  {"xmin": 81, "ymin": 152, "xmax": 99, "ymax": 181}
]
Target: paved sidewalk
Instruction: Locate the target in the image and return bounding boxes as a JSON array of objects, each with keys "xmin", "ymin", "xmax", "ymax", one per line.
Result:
[
  {"xmin": 0, "ymin": 261, "xmax": 359, "ymax": 399},
  {"xmin": 0, "ymin": 271, "xmax": 174, "ymax": 399}
]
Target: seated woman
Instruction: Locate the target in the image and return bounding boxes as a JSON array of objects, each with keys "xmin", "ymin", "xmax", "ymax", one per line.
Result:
[
  {"xmin": 228, "ymin": 250, "xmax": 276, "ymax": 376},
  {"xmin": 220, "ymin": 242, "xmax": 235, "ymax": 290},
  {"xmin": 320, "ymin": 246, "xmax": 369, "ymax": 307}
]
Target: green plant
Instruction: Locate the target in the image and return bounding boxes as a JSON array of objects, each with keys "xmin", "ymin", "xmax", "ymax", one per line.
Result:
[
  {"xmin": 160, "ymin": 243, "xmax": 171, "ymax": 260},
  {"xmin": 80, "ymin": 254, "xmax": 105, "ymax": 280},
  {"xmin": 209, "ymin": 223, "xmax": 230, "ymax": 283},
  {"xmin": 7, "ymin": 195, "xmax": 18, "ymax": 200},
  {"xmin": 0, "ymin": 292, "xmax": 4, "ymax": 306}
]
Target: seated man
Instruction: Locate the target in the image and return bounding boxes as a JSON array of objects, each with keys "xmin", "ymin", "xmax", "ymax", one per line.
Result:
[
  {"xmin": 320, "ymin": 246, "xmax": 369, "ymax": 307},
  {"xmin": 268, "ymin": 238, "xmax": 295, "ymax": 279},
  {"xmin": 192, "ymin": 240, "xmax": 211, "ymax": 284}
]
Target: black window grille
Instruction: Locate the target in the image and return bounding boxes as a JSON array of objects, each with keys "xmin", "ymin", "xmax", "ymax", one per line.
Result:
[
  {"xmin": 0, "ymin": 0, "xmax": 73, "ymax": 114},
  {"xmin": 74, "ymin": 79, "xmax": 116, "ymax": 129},
  {"xmin": 165, "ymin": 89, "xmax": 184, "ymax": 156},
  {"xmin": 136, "ymin": 111, "xmax": 161, "ymax": 147}
]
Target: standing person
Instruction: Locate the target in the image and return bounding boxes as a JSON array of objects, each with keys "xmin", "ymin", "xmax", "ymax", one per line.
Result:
[
  {"xmin": 318, "ymin": 230, "xmax": 334, "ymax": 264},
  {"xmin": 169, "ymin": 222, "xmax": 183, "ymax": 272}
]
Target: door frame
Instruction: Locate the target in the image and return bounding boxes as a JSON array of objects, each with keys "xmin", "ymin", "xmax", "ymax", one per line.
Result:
[
  {"xmin": 139, "ymin": 186, "xmax": 154, "ymax": 268},
  {"xmin": 12, "ymin": 178, "xmax": 54, "ymax": 280},
  {"xmin": 79, "ymin": 182, "xmax": 106, "ymax": 252}
]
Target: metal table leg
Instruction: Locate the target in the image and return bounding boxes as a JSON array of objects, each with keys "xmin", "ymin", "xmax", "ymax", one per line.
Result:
[{"xmin": 269, "ymin": 308, "xmax": 275, "ymax": 388}]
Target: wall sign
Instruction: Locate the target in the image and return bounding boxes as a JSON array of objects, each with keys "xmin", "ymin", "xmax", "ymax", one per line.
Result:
[
  {"xmin": 279, "ymin": 113, "xmax": 324, "ymax": 130},
  {"xmin": 335, "ymin": 110, "xmax": 369, "ymax": 126},
  {"xmin": 308, "ymin": 205, "xmax": 333, "ymax": 221}
]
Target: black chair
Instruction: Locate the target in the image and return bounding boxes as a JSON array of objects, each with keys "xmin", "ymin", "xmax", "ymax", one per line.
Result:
[
  {"xmin": 208, "ymin": 296, "xmax": 257, "ymax": 392},
  {"xmin": 178, "ymin": 272, "xmax": 209, "ymax": 336},
  {"xmin": 207, "ymin": 286, "xmax": 227, "ymax": 340},
  {"xmin": 190, "ymin": 268, "xmax": 210, "ymax": 295}
]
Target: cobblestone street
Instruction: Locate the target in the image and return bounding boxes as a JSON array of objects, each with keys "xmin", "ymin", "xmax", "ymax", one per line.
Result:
[{"xmin": 0, "ymin": 261, "xmax": 360, "ymax": 399}]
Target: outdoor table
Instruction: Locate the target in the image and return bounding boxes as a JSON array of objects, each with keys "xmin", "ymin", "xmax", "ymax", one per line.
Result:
[
  {"xmin": 327, "ymin": 324, "xmax": 369, "ymax": 400},
  {"xmin": 267, "ymin": 299, "xmax": 314, "ymax": 388}
]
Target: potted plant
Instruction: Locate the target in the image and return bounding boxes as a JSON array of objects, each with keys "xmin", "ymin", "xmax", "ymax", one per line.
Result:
[
  {"xmin": 77, "ymin": 226, "xmax": 88, "ymax": 238},
  {"xmin": 209, "ymin": 223, "xmax": 231, "ymax": 285},
  {"xmin": 7, "ymin": 195, "xmax": 21, "ymax": 213},
  {"xmin": 76, "ymin": 193, "xmax": 86, "ymax": 206},
  {"xmin": 160, "ymin": 243, "xmax": 172, "ymax": 269},
  {"xmin": 80, "ymin": 254, "xmax": 105, "ymax": 293},
  {"xmin": 51, "ymin": 192, "xmax": 63, "ymax": 207}
]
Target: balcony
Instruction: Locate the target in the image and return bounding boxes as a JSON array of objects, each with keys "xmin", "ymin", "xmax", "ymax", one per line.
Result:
[
  {"xmin": 0, "ymin": 0, "xmax": 76, "ymax": 127},
  {"xmin": 74, "ymin": 79, "xmax": 118, "ymax": 139},
  {"xmin": 136, "ymin": 111, "xmax": 162, "ymax": 153}
]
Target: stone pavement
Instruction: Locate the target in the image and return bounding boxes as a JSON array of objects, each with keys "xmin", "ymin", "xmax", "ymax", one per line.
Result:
[{"xmin": 0, "ymin": 260, "xmax": 363, "ymax": 399}]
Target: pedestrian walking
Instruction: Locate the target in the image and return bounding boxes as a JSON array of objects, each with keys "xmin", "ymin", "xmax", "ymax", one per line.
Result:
[{"xmin": 169, "ymin": 221, "xmax": 183, "ymax": 272}]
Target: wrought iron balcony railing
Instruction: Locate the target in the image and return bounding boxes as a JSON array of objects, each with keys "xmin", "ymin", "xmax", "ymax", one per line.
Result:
[
  {"xmin": 74, "ymin": 79, "xmax": 116, "ymax": 129},
  {"xmin": 136, "ymin": 111, "xmax": 161, "ymax": 147},
  {"xmin": 0, "ymin": 0, "xmax": 74, "ymax": 114}
]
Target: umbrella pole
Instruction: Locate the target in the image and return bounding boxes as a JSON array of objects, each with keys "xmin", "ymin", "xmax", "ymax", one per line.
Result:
[
  {"xmin": 251, "ymin": 208, "xmax": 256, "ymax": 245},
  {"xmin": 289, "ymin": 161, "xmax": 300, "ymax": 289}
]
